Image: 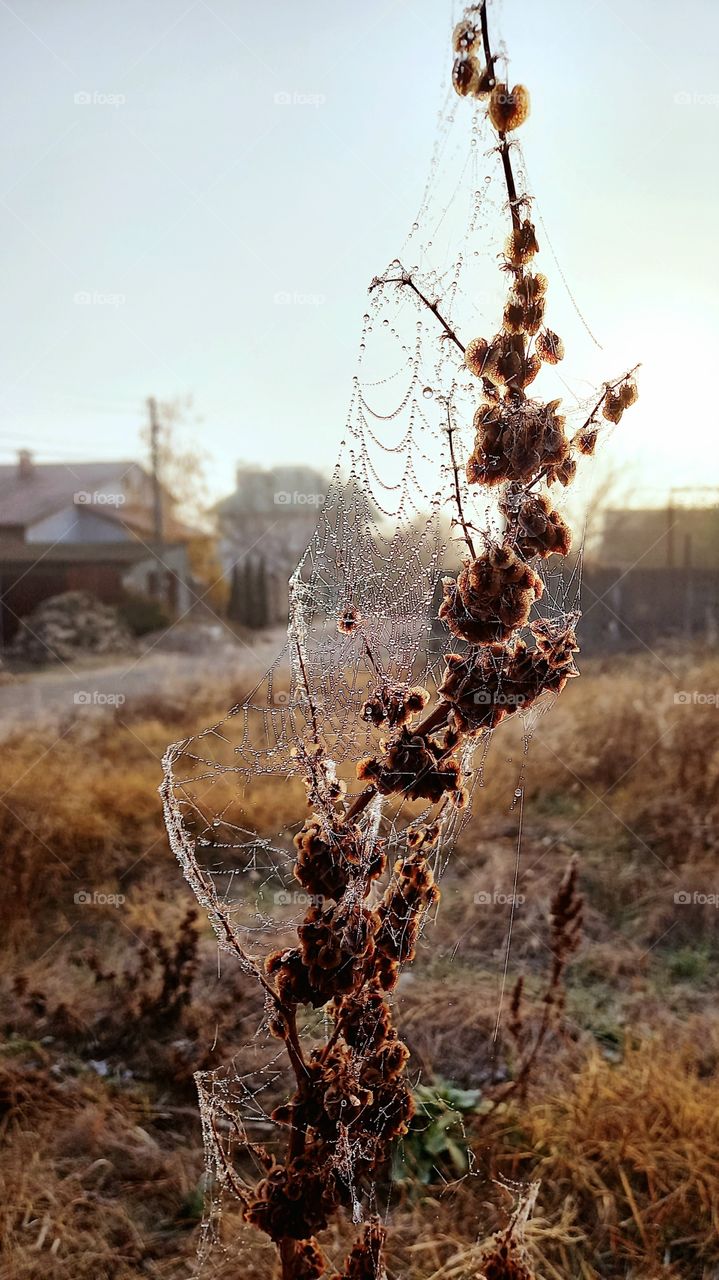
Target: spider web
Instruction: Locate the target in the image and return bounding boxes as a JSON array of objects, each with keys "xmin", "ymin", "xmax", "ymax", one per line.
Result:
[{"xmin": 161, "ymin": 12, "xmax": 601, "ymax": 1269}]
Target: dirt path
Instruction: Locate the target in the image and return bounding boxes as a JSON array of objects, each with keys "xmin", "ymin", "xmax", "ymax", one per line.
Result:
[{"xmin": 0, "ymin": 624, "xmax": 288, "ymax": 731}]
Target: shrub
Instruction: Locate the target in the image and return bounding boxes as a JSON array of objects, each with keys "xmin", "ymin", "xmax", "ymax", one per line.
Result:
[{"xmin": 118, "ymin": 591, "xmax": 173, "ymax": 636}]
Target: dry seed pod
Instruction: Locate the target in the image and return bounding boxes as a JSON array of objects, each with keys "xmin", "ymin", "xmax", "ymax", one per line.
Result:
[
  {"xmin": 536, "ymin": 329, "xmax": 565, "ymax": 364},
  {"xmin": 337, "ymin": 605, "xmax": 361, "ymax": 634},
  {"xmin": 475, "ymin": 65, "xmax": 495, "ymax": 97},
  {"xmin": 550, "ymin": 455, "xmax": 577, "ymax": 486},
  {"xmin": 508, "ymin": 492, "xmax": 572, "ymax": 559},
  {"xmin": 516, "ymin": 273, "xmax": 548, "ymax": 301},
  {"xmin": 480, "ymin": 332, "xmax": 536, "ymax": 389},
  {"xmin": 452, "ymin": 55, "xmax": 480, "ymax": 97},
  {"xmin": 245, "ymin": 1146, "xmax": 340, "ymax": 1241},
  {"xmin": 452, "ymin": 20, "xmax": 480, "ymax": 54},
  {"xmin": 602, "ymin": 390, "xmax": 625, "ymax": 424},
  {"xmin": 467, "ymin": 396, "xmax": 570, "ymax": 487},
  {"xmin": 522, "ymin": 353, "xmax": 542, "ymax": 387},
  {"xmin": 357, "ymin": 731, "xmax": 463, "ymax": 805},
  {"xmin": 619, "ymin": 377, "xmax": 638, "ymax": 408},
  {"xmin": 503, "ymin": 299, "xmax": 526, "ymax": 334},
  {"xmin": 361, "ymin": 683, "xmax": 429, "ymax": 729},
  {"xmin": 438, "ymin": 621, "xmax": 579, "ymax": 737},
  {"xmin": 333, "ymin": 1220, "xmax": 388, "ymax": 1280},
  {"xmin": 574, "ymin": 425, "xmax": 599, "ymax": 455},
  {"xmin": 502, "ymin": 288, "xmax": 546, "ymax": 337},
  {"xmin": 520, "ymin": 300, "xmax": 546, "ymax": 335},
  {"xmin": 407, "ymin": 820, "xmax": 441, "ymax": 851},
  {"xmin": 506, "ymin": 219, "xmax": 539, "ymax": 266},
  {"xmin": 465, "ymin": 336, "xmax": 489, "ymax": 377},
  {"xmin": 482, "ymin": 338, "xmax": 506, "ymax": 385},
  {"xmin": 292, "ymin": 1240, "xmax": 325, "ymax": 1280},
  {"xmin": 489, "ymin": 83, "xmax": 531, "ymax": 132}
]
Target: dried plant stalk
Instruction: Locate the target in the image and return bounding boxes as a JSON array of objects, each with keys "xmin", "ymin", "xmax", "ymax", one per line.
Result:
[{"xmin": 162, "ymin": 3, "xmax": 637, "ymax": 1277}]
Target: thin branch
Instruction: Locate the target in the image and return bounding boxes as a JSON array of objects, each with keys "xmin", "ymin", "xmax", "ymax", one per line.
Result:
[
  {"xmin": 360, "ymin": 631, "xmax": 384, "ymax": 680},
  {"xmin": 476, "ymin": 0, "xmax": 531, "ymax": 436},
  {"xmin": 523, "ymin": 363, "xmax": 642, "ymax": 494},
  {"xmin": 446, "ymin": 401, "xmax": 477, "ymax": 558},
  {"xmin": 479, "ymin": 0, "xmax": 521, "ymax": 232},
  {"xmin": 370, "ymin": 271, "xmax": 466, "ymax": 354},
  {"xmin": 411, "ymin": 702, "xmax": 451, "ymax": 740},
  {"xmin": 295, "ymin": 637, "xmax": 321, "ymax": 745},
  {"xmin": 343, "ymin": 784, "xmax": 377, "ymax": 824},
  {"xmin": 478, "ymin": 1, "xmax": 497, "ymax": 88}
]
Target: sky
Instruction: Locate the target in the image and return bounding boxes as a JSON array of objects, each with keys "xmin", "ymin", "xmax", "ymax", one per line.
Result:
[{"xmin": 0, "ymin": 0, "xmax": 717, "ymax": 507}]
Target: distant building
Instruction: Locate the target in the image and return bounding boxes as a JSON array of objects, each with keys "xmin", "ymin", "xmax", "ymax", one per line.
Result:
[
  {"xmin": 575, "ymin": 502, "xmax": 719, "ymax": 652},
  {"xmin": 216, "ymin": 464, "xmax": 328, "ymax": 626},
  {"xmin": 598, "ymin": 504, "xmax": 719, "ymax": 571},
  {"xmin": 0, "ymin": 452, "xmax": 200, "ymax": 644}
]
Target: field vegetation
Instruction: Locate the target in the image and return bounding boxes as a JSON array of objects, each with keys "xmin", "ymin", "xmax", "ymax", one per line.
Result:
[{"xmin": 1, "ymin": 648, "xmax": 718, "ymax": 1278}]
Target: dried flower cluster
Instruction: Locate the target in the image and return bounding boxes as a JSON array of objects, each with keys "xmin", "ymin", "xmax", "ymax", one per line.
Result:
[
  {"xmin": 439, "ymin": 543, "xmax": 544, "ymax": 644},
  {"xmin": 177, "ymin": 5, "xmax": 636, "ymax": 1278}
]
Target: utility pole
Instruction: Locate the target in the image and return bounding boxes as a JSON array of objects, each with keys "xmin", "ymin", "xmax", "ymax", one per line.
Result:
[{"xmin": 147, "ymin": 396, "xmax": 165, "ymax": 600}]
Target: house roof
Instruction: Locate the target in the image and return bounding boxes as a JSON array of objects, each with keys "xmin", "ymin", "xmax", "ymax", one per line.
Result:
[
  {"xmin": 0, "ymin": 461, "xmax": 139, "ymax": 528},
  {"xmin": 110, "ymin": 503, "xmax": 200, "ymax": 545},
  {"xmin": 0, "ymin": 460, "xmax": 200, "ymax": 543}
]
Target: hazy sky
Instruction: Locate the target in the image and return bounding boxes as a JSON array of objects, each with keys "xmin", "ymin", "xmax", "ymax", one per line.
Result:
[{"xmin": 0, "ymin": 0, "xmax": 717, "ymax": 504}]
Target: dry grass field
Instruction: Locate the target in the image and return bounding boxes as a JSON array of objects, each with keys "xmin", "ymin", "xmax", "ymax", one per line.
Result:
[{"xmin": 1, "ymin": 646, "xmax": 718, "ymax": 1279}]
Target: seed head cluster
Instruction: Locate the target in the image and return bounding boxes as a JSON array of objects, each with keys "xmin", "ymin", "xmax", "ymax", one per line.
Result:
[{"xmin": 439, "ymin": 543, "xmax": 544, "ymax": 644}]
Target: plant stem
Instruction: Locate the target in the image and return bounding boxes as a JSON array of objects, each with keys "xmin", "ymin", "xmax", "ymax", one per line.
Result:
[
  {"xmin": 446, "ymin": 402, "xmax": 477, "ymax": 558},
  {"xmin": 296, "ymin": 637, "xmax": 321, "ymax": 745},
  {"xmin": 370, "ymin": 272, "xmax": 466, "ymax": 355},
  {"xmin": 479, "ymin": 0, "xmax": 521, "ymax": 232},
  {"xmin": 341, "ymin": 704, "xmax": 451, "ymax": 826},
  {"xmin": 280, "ymin": 1238, "xmax": 298, "ymax": 1279}
]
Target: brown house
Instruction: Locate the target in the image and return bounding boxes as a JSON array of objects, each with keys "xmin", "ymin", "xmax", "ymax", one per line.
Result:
[{"xmin": 0, "ymin": 452, "xmax": 199, "ymax": 645}]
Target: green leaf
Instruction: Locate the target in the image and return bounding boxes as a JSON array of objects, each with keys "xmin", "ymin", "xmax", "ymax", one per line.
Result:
[
  {"xmin": 444, "ymin": 1137, "xmax": 469, "ymax": 1174},
  {"xmin": 424, "ymin": 1120, "xmax": 451, "ymax": 1156}
]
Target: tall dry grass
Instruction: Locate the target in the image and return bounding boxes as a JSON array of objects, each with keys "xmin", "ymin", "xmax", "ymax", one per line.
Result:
[{"xmin": 0, "ymin": 652, "xmax": 718, "ymax": 1278}]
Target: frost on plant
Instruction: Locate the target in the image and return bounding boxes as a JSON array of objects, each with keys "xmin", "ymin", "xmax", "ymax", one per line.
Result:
[{"xmin": 160, "ymin": 3, "xmax": 637, "ymax": 1276}]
